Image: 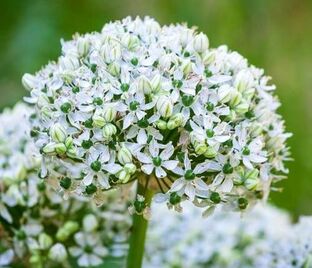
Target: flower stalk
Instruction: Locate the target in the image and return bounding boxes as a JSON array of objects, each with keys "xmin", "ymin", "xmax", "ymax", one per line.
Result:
[{"xmin": 126, "ymin": 177, "xmax": 153, "ymax": 268}]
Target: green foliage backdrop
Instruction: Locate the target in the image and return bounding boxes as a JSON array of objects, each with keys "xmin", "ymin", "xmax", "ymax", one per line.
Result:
[{"xmin": 0, "ymin": 0, "xmax": 311, "ymax": 217}]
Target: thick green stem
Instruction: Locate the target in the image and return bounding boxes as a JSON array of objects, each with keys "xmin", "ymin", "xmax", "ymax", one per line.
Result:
[{"xmin": 126, "ymin": 178, "xmax": 153, "ymax": 268}]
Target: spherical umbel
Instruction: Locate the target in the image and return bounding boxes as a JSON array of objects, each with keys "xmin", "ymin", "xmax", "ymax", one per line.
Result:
[{"xmin": 23, "ymin": 16, "xmax": 291, "ymax": 213}]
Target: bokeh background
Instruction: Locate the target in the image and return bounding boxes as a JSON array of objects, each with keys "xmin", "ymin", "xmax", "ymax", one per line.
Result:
[{"xmin": 0, "ymin": 0, "xmax": 311, "ymax": 217}]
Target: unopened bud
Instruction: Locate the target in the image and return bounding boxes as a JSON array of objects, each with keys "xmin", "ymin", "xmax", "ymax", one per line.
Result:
[
  {"xmin": 60, "ymin": 56, "xmax": 80, "ymax": 71},
  {"xmin": 218, "ymin": 84, "xmax": 233, "ymax": 103},
  {"xmin": 48, "ymin": 243, "xmax": 67, "ymax": 262},
  {"xmin": 117, "ymin": 145, "xmax": 132, "ymax": 165},
  {"xmin": 137, "ymin": 76, "xmax": 152, "ymax": 95},
  {"xmin": 83, "ymin": 214, "xmax": 98, "ymax": 232},
  {"xmin": 77, "ymin": 38, "xmax": 90, "ymax": 57},
  {"xmin": 204, "ymin": 146, "xmax": 218, "ymax": 158},
  {"xmin": 156, "ymin": 96, "xmax": 173, "ymax": 119},
  {"xmin": 22, "ymin": 73, "xmax": 36, "ymax": 90},
  {"xmin": 103, "ymin": 106, "xmax": 117, "ymax": 122},
  {"xmin": 39, "ymin": 233, "xmax": 53, "ymax": 250},
  {"xmin": 102, "ymin": 123, "xmax": 117, "ymax": 140},
  {"xmin": 234, "ymin": 69, "xmax": 254, "ymax": 92},
  {"xmin": 50, "ymin": 123, "xmax": 67, "ymax": 143},
  {"xmin": 193, "ymin": 32, "xmax": 209, "ymax": 53},
  {"xmin": 167, "ymin": 113, "xmax": 183, "ymax": 130},
  {"xmin": 156, "ymin": 120, "xmax": 167, "ymax": 130},
  {"xmin": 107, "ymin": 62, "xmax": 120, "ymax": 76}
]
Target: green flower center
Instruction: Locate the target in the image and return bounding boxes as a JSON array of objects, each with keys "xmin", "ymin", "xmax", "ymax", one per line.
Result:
[
  {"xmin": 152, "ymin": 156, "xmax": 162, "ymax": 167},
  {"xmin": 90, "ymin": 160, "xmax": 101, "ymax": 172},
  {"xmin": 206, "ymin": 129, "xmax": 214, "ymax": 138},
  {"xmin": 60, "ymin": 102, "xmax": 72, "ymax": 113},
  {"xmin": 93, "ymin": 97, "xmax": 103, "ymax": 105},
  {"xmin": 223, "ymin": 163, "xmax": 233, "ymax": 174},
  {"xmin": 206, "ymin": 102, "xmax": 214, "ymax": 111},
  {"xmin": 85, "ymin": 184, "xmax": 97, "ymax": 195},
  {"xmin": 82, "ymin": 140, "xmax": 93, "ymax": 149},
  {"xmin": 169, "ymin": 192, "xmax": 182, "ymax": 205},
  {"xmin": 137, "ymin": 118, "xmax": 149, "ymax": 128},
  {"xmin": 182, "ymin": 95, "xmax": 194, "ymax": 107},
  {"xmin": 242, "ymin": 146, "xmax": 250, "ymax": 155},
  {"xmin": 131, "ymin": 58, "xmax": 139, "ymax": 66},
  {"xmin": 184, "ymin": 169, "xmax": 195, "ymax": 180},
  {"xmin": 121, "ymin": 83, "xmax": 130, "ymax": 92},
  {"xmin": 60, "ymin": 177, "xmax": 72, "ymax": 189},
  {"xmin": 210, "ymin": 192, "xmax": 221, "ymax": 203},
  {"xmin": 129, "ymin": 101, "xmax": 139, "ymax": 111}
]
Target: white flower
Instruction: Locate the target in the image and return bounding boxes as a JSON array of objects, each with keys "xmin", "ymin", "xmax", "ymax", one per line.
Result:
[
  {"xmin": 136, "ymin": 140, "xmax": 178, "ymax": 178},
  {"xmin": 170, "ymin": 154, "xmax": 209, "ymax": 200},
  {"xmin": 69, "ymin": 232, "xmax": 108, "ymax": 267},
  {"xmin": 23, "ymin": 16, "xmax": 290, "ymax": 212},
  {"xmin": 48, "ymin": 243, "xmax": 68, "ymax": 262}
]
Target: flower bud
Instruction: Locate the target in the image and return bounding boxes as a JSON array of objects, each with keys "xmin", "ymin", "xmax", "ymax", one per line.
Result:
[
  {"xmin": 244, "ymin": 176, "xmax": 259, "ymax": 190},
  {"xmin": 22, "ymin": 73, "xmax": 36, "ymax": 90},
  {"xmin": 218, "ymin": 84, "xmax": 233, "ymax": 103},
  {"xmin": 66, "ymin": 147, "xmax": 77, "ymax": 158},
  {"xmin": 42, "ymin": 143, "xmax": 57, "ymax": 154},
  {"xmin": 48, "ymin": 243, "xmax": 67, "ymax": 262},
  {"xmin": 156, "ymin": 120, "xmax": 167, "ymax": 130},
  {"xmin": 124, "ymin": 163, "xmax": 136, "ymax": 174},
  {"xmin": 102, "ymin": 123, "xmax": 117, "ymax": 140},
  {"xmin": 193, "ymin": 32, "xmax": 209, "ymax": 53},
  {"xmin": 56, "ymin": 221, "xmax": 79, "ymax": 241},
  {"xmin": 235, "ymin": 101, "xmax": 249, "ymax": 115},
  {"xmin": 103, "ymin": 106, "xmax": 117, "ymax": 122},
  {"xmin": 92, "ymin": 113, "xmax": 106, "ymax": 128},
  {"xmin": 204, "ymin": 146, "xmax": 218, "ymax": 158},
  {"xmin": 202, "ymin": 51, "xmax": 215, "ymax": 65},
  {"xmin": 83, "ymin": 214, "xmax": 98, "ymax": 232},
  {"xmin": 118, "ymin": 145, "xmax": 132, "ymax": 165},
  {"xmin": 167, "ymin": 113, "xmax": 183, "ymax": 130},
  {"xmin": 234, "ymin": 69, "xmax": 254, "ymax": 92},
  {"xmin": 50, "ymin": 123, "xmax": 67, "ymax": 143},
  {"xmin": 60, "ymin": 56, "xmax": 80, "ymax": 71},
  {"xmin": 159, "ymin": 54, "xmax": 172, "ymax": 71},
  {"xmin": 250, "ymin": 123, "xmax": 262, "ymax": 137},
  {"xmin": 137, "ymin": 76, "xmax": 152, "ymax": 95},
  {"xmin": 229, "ymin": 90, "xmax": 242, "ymax": 107},
  {"xmin": 194, "ymin": 143, "xmax": 208, "ymax": 155},
  {"xmin": 65, "ymin": 136, "xmax": 73, "ymax": 148},
  {"xmin": 107, "ymin": 62, "xmax": 121, "ymax": 76},
  {"xmin": 39, "ymin": 233, "xmax": 53, "ymax": 250},
  {"xmin": 55, "ymin": 143, "xmax": 67, "ymax": 155},
  {"xmin": 181, "ymin": 60, "xmax": 192, "ymax": 76},
  {"xmin": 151, "ymin": 74, "xmax": 161, "ymax": 92},
  {"xmin": 156, "ymin": 96, "xmax": 173, "ymax": 119},
  {"xmin": 101, "ymin": 44, "xmax": 121, "ymax": 62},
  {"xmin": 180, "ymin": 29, "xmax": 193, "ymax": 47},
  {"xmin": 6, "ymin": 185, "xmax": 24, "ymax": 205},
  {"xmin": 77, "ymin": 38, "xmax": 90, "ymax": 57},
  {"xmin": 117, "ymin": 170, "xmax": 131, "ymax": 183},
  {"xmin": 122, "ymin": 34, "xmax": 139, "ymax": 50},
  {"xmin": 37, "ymin": 95, "xmax": 50, "ymax": 108}
]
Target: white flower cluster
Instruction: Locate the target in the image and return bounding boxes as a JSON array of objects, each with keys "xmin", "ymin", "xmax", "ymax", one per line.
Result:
[
  {"xmin": 250, "ymin": 217, "xmax": 312, "ymax": 268},
  {"xmin": 144, "ymin": 202, "xmax": 291, "ymax": 268},
  {"xmin": 0, "ymin": 104, "xmax": 130, "ymax": 267},
  {"xmin": 23, "ymin": 16, "xmax": 290, "ymax": 213}
]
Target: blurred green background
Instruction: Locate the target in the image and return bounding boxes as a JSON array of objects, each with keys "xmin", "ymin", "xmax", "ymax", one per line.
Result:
[{"xmin": 0, "ymin": 0, "xmax": 311, "ymax": 217}]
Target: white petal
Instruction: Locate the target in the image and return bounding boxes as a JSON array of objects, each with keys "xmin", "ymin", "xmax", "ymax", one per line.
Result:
[
  {"xmin": 170, "ymin": 179, "xmax": 186, "ymax": 192},
  {"xmin": 102, "ymin": 163, "xmax": 122, "ymax": 174},
  {"xmin": 137, "ymin": 129, "xmax": 148, "ymax": 144},
  {"xmin": 160, "ymin": 144, "xmax": 174, "ymax": 160},
  {"xmin": 123, "ymin": 113, "xmax": 134, "ymax": 129},
  {"xmin": 149, "ymin": 139, "xmax": 159, "ymax": 157},
  {"xmin": 136, "ymin": 153, "xmax": 152, "ymax": 164},
  {"xmin": 218, "ymin": 178, "xmax": 233, "ymax": 192},
  {"xmin": 83, "ymin": 173, "xmax": 93, "ymax": 186},
  {"xmin": 141, "ymin": 164, "xmax": 154, "ymax": 175},
  {"xmin": 185, "ymin": 183, "xmax": 196, "ymax": 201},
  {"xmin": 162, "ymin": 160, "xmax": 178, "ymax": 170},
  {"xmin": 194, "ymin": 179, "xmax": 209, "ymax": 190},
  {"xmin": 249, "ymin": 154, "xmax": 267, "ymax": 163},
  {"xmin": 155, "ymin": 167, "xmax": 166, "ymax": 178}
]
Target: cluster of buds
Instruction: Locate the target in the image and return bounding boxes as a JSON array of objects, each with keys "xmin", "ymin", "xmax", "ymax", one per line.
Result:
[
  {"xmin": 23, "ymin": 16, "xmax": 290, "ymax": 213},
  {"xmin": 0, "ymin": 104, "xmax": 131, "ymax": 267}
]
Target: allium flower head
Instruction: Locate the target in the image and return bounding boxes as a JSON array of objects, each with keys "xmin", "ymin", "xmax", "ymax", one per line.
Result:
[
  {"xmin": 0, "ymin": 104, "xmax": 130, "ymax": 267},
  {"xmin": 23, "ymin": 16, "xmax": 291, "ymax": 213}
]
